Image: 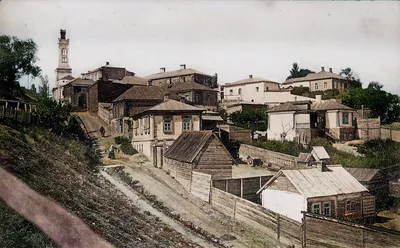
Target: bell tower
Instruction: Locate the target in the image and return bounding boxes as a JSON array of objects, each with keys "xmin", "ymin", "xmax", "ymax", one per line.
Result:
[{"xmin": 55, "ymin": 29, "xmax": 72, "ymax": 81}]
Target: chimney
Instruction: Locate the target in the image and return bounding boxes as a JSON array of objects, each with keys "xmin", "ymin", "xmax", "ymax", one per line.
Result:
[
  {"xmin": 60, "ymin": 29, "xmax": 66, "ymax": 40},
  {"xmin": 317, "ymin": 161, "xmax": 328, "ymax": 172},
  {"xmin": 316, "ymin": 95, "xmax": 322, "ymax": 102},
  {"xmin": 106, "ymin": 61, "xmax": 109, "ymax": 66},
  {"xmin": 160, "ymin": 67, "xmax": 166, "ymax": 72},
  {"xmin": 329, "ymin": 68, "xmax": 333, "ymax": 73},
  {"xmin": 249, "ymin": 75, "xmax": 253, "ymax": 79},
  {"xmin": 180, "ymin": 64, "xmax": 186, "ymax": 70},
  {"xmin": 321, "ymin": 66, "xmax": 325, "ymax": 72}
]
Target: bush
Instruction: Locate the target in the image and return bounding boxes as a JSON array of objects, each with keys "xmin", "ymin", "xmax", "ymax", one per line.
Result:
[
  {"xmin": 114, "ymin": 136, "xmax": 137, "ymax": 155},
  {"xmin": 254, "ymin": 140, "xmax": 307, "ymax": 156}
]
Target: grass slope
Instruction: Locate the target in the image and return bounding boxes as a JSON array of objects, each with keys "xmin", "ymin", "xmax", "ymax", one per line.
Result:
[{"xmin": 0, "ymin": 124, "xmax": 196, "ymax": 248}]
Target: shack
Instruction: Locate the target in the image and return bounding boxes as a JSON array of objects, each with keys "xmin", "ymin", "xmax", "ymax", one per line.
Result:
[{"xmin": 164, "ymin": 131, "xmax": 234, "ymax": 190}]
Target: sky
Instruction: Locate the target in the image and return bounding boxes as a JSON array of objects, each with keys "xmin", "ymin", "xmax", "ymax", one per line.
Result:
[{"xmin": 1, "ymin": 0, "xmax": 399, "ymax": 94}]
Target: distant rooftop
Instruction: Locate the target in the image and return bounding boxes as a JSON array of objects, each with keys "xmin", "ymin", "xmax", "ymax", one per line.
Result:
[
  {"xmin": 225, "ymin": 75, "xmax": 280, "ymax": 87},
  {"xmin": 283, "ymin": 67, "xmax": 346, "ymax": 85},
  {"xmin": 145, "ymin": 65, "xmax": 212, "ymax": 80}
]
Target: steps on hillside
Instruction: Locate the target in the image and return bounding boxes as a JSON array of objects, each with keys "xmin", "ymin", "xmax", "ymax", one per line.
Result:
[{"xmin": 72, "ymin": 112, "xmax": 115, "ymax": 138}]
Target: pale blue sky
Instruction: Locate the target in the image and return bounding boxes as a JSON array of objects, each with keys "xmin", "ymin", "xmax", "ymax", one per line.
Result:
[{"xmin": 1, "ymin": 0, "xmax": 399, "ymax": 94}]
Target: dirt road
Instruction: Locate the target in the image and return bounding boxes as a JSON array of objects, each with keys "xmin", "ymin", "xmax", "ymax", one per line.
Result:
[{"xmin": 102, "ymin": 154, "xmax": 279, "ymax": 248}]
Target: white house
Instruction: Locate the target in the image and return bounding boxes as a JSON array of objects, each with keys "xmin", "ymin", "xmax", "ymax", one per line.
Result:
[{"xmin": 257, "ymin": 164, "xmax": 375, "ymax": 222}]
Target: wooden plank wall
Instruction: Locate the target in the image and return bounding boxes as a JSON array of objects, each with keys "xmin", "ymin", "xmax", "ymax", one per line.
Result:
[
  {"xmin": 164, "ymin": 158, "xmax": 192, "ymax": 191},
  {"xmin": 0, "ymin": 106, "xmax": 36, "ymax": 124},
  {"xmin": 239, "ymin": 144, "xmax": 298, "ymax": 169},
  {"xmin": 190, "ymin": 171, "xmax": 212, "ymax": 202},
  {"xmin": 304, "ymin": 214, "xmax": 400, "ymax": 248},
  {"xmin": 210, "ymin": 187, "xmax": 302, "ymax": 247},
  {"xmin": 212, "ymin": 176, "xmax": 273, "ymax": 203}
]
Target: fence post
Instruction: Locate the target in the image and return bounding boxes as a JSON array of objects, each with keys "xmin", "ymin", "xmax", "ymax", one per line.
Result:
[
  {"xmin": 302, "ymin": 212, "xmax": 307, "ymax": 248},
  {"xmin": 233, "ymin": 198, "xmax": 237, "ymax": 219},
  {"xmin": 361, "ymin": 229, "xmax": 365, "ymax": 248},
  {"xmin": 276, "ymin": 212, "xmax": 280, "ymax": 241},
  {"xmin": 240, "ymin": 178, "xmax": 243, "ymax": 198}
]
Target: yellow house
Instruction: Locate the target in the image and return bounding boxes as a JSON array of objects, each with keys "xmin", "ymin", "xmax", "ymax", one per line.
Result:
[{"xmin": 131, "ymin": 99, "xmax": 203, "ymax": 167}]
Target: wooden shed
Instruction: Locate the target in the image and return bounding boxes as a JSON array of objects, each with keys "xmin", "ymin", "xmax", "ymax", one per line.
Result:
[{"xmin": 164, "ymin": 131, "xmax": 234, "ymax": 190}]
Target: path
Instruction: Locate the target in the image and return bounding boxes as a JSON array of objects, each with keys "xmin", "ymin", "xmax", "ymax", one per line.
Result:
[{"xmin": 100, "ymin": 170, "xmax": 215, "ymax": 248}]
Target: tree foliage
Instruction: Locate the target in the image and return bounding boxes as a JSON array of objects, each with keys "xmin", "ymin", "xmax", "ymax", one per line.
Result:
[
  {"xmin": 286, "ymin": 63, "xmax": 314, "ymax": 80},
  {"xmin": 339, "ymin": 82, "xmax": 400, "ymax": 124},
  {"xmin": 340, "ymin": 67, "xmax": 362, "ymax": 88},
  {"xmin": 254, "ymin": 140, "xmax": 307, "ymax": 157},
  {"xmin": 229, "ymin": 108, "xmax": 268, "ymax": 131},
  {"xmin": 38, "ymin": 75, "xmax": 50, "ymax": 99},
  {"xmin": 0, "ymin": 35, "xmax": 41, "ymax": 98},
  {"xmin": 30, "ymin": 83, "xmax": 37, "ymax": 93}
]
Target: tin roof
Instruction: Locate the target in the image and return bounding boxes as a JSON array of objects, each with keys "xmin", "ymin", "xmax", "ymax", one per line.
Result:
[
  {"xmin": 113, "ymin": 86, "xmax": 165, "ymax": 102},
  {"xmin": 311, "ymin": 146, "xmax": 330, "ymax": 160},
  {"xmin": 145, "ymin": 68, "xmax": 212, "ymax": 80},
  {"xmin": 224, "ymin": 77, "xmax": 280, "ymax": 87},
  {"xmin": 311, "ymin": 100, "xmax": 354, "ymax": 111},
  {"xmin": 282, "ymin": 70, "xmax": 346, "ymax": 85},
  {"xmin": 258, "ymin": 166, "xmax": 368, "ymax": 197},
  {"xmin": 345, "ymin": 168, "xmax": 383, "ymax": 182},
  {"xmin": 268, "ymin": 102, "xmax": 301, "ymax": 113},
  {"xmin": 65, "ymin": 78, "xmax": 96, "ymax": 87},
  {"xmin": 165, "ymin": 81, "xmax": 215, "ymax": 93}
]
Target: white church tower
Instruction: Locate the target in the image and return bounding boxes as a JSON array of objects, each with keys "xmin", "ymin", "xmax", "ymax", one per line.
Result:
[{"xmin": 53, "ymin": 29, "xmax": 74, "ymax": 102}]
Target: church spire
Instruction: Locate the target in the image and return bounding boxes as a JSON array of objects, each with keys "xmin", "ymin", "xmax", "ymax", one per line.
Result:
[{"xmin": 55, "ymin": 29, "xmax": 72, "ymax": 81}]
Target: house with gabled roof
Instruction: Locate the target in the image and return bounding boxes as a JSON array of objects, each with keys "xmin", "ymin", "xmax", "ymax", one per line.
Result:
[
  {"xmin": 131, "ymin": 99, "xmax": 203, "ymax": 167},
  {"xmin": 145, "ymin": 64, "xmax": 217, "ymax": 89},
  {"xmin": 281, "ymin": 66, "xmax": 348, "ymax": 92},
  {"xmin": 267, "ymin": 96, "xmax": 356, "ymax": 143},
  {"xmin": 62, "ymin": 78, "xmax": 96, "ymax": 109},
  {"xmin": 257, "ymin": 164, "xmax": 376, "ymax": 222},
  {"xmin": 164, "ymin": 131, "xmax": 234, "ymax": 190}
]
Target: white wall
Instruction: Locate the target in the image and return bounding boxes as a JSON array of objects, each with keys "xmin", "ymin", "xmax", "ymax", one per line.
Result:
[
  {"xmin": 261, "ymin": 189, "xmax": 306, "ymax": 222},
  {"xmin": 223, "ymin": 82, "xmax": 265, "ymax": 103},
  {"xmin": 296, "ymin": 113, "xmax": 310, "ymax": 129},
  {"xmin": 267, "ymin": 112, "xmax": 296, "ymax": 141},
  {"xmin": 264, "ymin": 91, "xmax": 315, "ymax": 106}
]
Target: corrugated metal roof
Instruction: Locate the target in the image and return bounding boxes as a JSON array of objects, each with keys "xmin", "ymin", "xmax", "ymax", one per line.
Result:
[
  {"xmin": 311, "ymin": 146, "xmax": 330, "ymax": 160},
  {"xmin": 345, "ymin": 168, "xmax": 382, "ymax": 182},
  {"xmin": 224, "ymin": 77, "xmax": 280, "ymax": 87},
  {"xmin": 282, "ymin": 166, "xmax": 368, "ymax": 198},
  {"xmin": 311, "ymin": 100, "xmax": 354, "ymax": 111},
  {"xmin": 268, "ymin": 102, "xmax": 301, "ymax": 113},
  {"xmin": 145, "ymin": 68, "xmax": 212, "ymax": 80},
  {"xmin": 164, "ymin": 131, "xmax": 214, "ymax": 163}
]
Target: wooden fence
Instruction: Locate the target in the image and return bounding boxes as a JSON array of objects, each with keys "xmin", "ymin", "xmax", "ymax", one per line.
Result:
[
  {"xmin": 239, "ymin": 144, "xmax": 298, "ymax": 169},
  {"xmin": 303, "ymin": 212, "xmax": 400, "ymax": 248},
  {"xmin": 210, "ymin": 187, "xmax": 302, "ymax": 247},
  {"xmin": 212, "ymin": 175, "xmax": 272, "ymax": 203},
  {"xmin": 0, "ymin": 105, "xmax": 37, "ymax": 124},
  {"xmin": 190, "ymin": 171, "xmax": 212, "ymax": 202}
]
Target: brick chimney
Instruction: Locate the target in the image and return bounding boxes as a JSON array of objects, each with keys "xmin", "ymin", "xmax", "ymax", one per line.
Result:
[
  {"xmin": 249, "ymin": 75, "xmax": 253, "ymax": 79},
  {"xmin": 180, "ymin": 64, "xmax": 186, "ymax": 70},
  {"xmin": 329, "ymin": 68, "xmax": 333, "ymax": 73},
  {"xmin": 160, "ymin": 67, "xmax": 166, "ymax": 72},
  {"xmin": 321, "ymin": 66, "xmax": 325, "ymax": 72},
  {"xmin": 317, "ymin": 161, "xmax": 328, "ymax": 172}
]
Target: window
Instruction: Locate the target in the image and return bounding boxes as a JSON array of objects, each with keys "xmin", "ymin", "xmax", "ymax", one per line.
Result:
[
  {"xmin": 266, "ymin": 87, "xmax": 269, "ymax": 91},
  {"xmin": 144, "ymin": 116, "xmax": 150, "ymax": 134},
  {"xmin": 229, "ymin": 89, "xmax": 233, "ymax": 95},
  {"xmin": 324, "ymin": 82, "xmax": 328, "ymax": 89},
  {"xmin": 182, "ymin": 116, "xmax": 191, "ymax": 131},
  {"xmin": 163, "ymin": 116, "xmax": 173, "ymax": 133},
  {"xmin": 346, "ymin": 200, "xmax": 357, "ymax": 212},
  {"xmin": 314, "ymin": 83, "xmax": 319, "ymax": 91},
  {"xmin": 62, "ymin": 49, "xmax": 67, "ymax": 56},
  {"xmin": 342, "ymin": 112, "xmax": 349, "ymax": 125},
  {"xmin": 256, "ymin": 87, "xmax": 259, "ymax": 92},
  {"xmin": 323, "ymin": 202, "xmax": 331, "ymax": 216},
  {"xmin": 238, "ymin": 88, "xmax": 242, "ymax": 95},
  {"xmin": 312, "ymin": 203, "xmax": 321, "ymax": 214},
  {"xmin": 62, "ymin": 57, "xmax": 67, "ymax": 63}
]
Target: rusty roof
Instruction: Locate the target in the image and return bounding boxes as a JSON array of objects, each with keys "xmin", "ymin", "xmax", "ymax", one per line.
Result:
[
  {"xmin": 165, "ymin": 81, "xmax": 215, "ymax": 93},
  {"xmin": 113, "ymin": 86, "xmax": 165, "ymax": 102},
  {"xmin": 258, "ymin": 166, "xmax": 368, "ymax": 197},
  {"xmin": 268, "ymin": 102, "xmax": 301, "ymax": 113},
  {"xmin": 164, "ymin": 131, "xmax": 233, "ymax": 163},
  {"xmin": 311, "ymin": 100, "xmax": 354, "ymax": 111},
  {"xmin": 224, "ymin": 77, "xmax": 280, "ymax": 87},
  {"xmin": 345, "ymin": 168, "xmax": 383, "ymax": 182},
  {"xmin": 145, "ymin": 68, "xmax": 212, "ymax": 80}
]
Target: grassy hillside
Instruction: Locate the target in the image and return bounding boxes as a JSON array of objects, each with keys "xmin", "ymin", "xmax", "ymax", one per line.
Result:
[{"xmin": 0, "ymin": 123, "xmax": 196, "ymax": 247}]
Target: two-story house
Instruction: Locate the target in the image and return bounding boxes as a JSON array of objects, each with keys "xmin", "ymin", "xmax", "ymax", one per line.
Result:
[
  {"xmin": 163, "ymin": 81, "xmax": 218, "ymax": 111},
  {"xmin": 131, "ymin": 99, "xmax": 203, "ymax": 167},
  {"xmin": 281, "ymin": 67, "xmax": 348, "ymax": 92},
  {"xmin": 145, "ymin": 64, "xmax": 218, "ymax": 89},
  {"xmin": 81, "ymin": 62, "xmax": 135, "ymax": 81}
]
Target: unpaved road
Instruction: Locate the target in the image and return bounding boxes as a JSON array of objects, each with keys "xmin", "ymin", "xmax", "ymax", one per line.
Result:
[{"xmin": 102, "ymin": 155, "xmax": 279, "ymax": 248}]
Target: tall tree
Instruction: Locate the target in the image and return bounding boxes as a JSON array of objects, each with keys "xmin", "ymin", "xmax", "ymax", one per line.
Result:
[
  {"xmin": 286, "ymin": 63, "xmax": 314, "ymax": 80},
  {"xmin": 0, "ymin": 35, "xmax": 41, "ymax": 98},
  {"xmin": 38, "ymin": 75, "xmax": 50, "ymax": 99},
  {"xmin": 340, "ymin": 67, "xmax": 362, "ymax": 88}
]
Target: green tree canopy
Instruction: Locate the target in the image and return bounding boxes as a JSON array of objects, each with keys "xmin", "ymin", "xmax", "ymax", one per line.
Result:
[
  {"xmin": 0, "ymin": 35, "xmax": 41, "ymax": 98},
  {"xmin": 340, "ymin": 67, "xmax": 362, "ymax": 88},
  {"xmin": 286, "ymin": 63, "xmax": 314, "ymax": 80},
  {"xmin": 38, "ymin": 75, "xmax": 50, "ymax": 99},
  {"xmin": 229, "ymin": 107, "xmax": 268, "ymax": 131}
]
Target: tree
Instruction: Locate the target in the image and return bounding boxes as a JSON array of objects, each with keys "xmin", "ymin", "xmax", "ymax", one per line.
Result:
[
  {"xmin": 30, "ymin": 83, "xmax": 37, "ymax": 93},
  {"xmin": 286, "ymin": 63, "xmax": 314, "ymax": 80},
  {"xmin": 38, "ymin": 75, "xmax": 50, "ymax": 99},
  {"xmin": 229, "ymin": 107, "xmax": 268, "ymax": 131},
  {"xmin": 340, "ymin": 67, "xmax": 362, "ymax": 88},
  {"xmin": 0, "ymin": 35, "xmax": 41, "ymax": 98}
]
